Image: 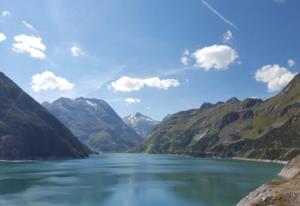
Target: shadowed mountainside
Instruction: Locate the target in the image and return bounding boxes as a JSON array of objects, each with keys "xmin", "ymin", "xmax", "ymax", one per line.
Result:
[{"xmin": 0, "ymin": 72, "xmax": 89, "ymax": 160}]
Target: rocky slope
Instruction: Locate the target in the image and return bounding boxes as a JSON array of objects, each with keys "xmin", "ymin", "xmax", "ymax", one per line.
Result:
[
  {"xmin": 0, "ymin": 72, "xmax": 89, "ymax": 160},
  {"xmin": 237, "ymin": 155, "xmax": 300, "ymax": 206},
  {"xmin": 123, "ymin": 112, "xmax": 159, "ymax": 137},
  {"xmin": 43, "ymin": 97, "xmax": 142, "ymax": 152},
  {"xmin": 137, "ymin": 74, "xmax": 300, "ymax": 161}
]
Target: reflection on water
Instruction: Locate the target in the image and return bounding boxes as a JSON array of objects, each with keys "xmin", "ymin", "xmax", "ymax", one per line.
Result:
[{"xmin": 0, "ymin": 154, "xmax": 281, "ymax": 206}]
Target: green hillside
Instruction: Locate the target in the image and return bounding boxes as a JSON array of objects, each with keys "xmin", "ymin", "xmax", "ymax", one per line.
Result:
[{"xmin": 137, "ymin": 74, "xmax": 300, "ymax": 161}]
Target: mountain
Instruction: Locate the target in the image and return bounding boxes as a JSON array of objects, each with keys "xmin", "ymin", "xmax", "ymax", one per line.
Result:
[
  {"xmin": 43, "ymin": 97, "xmax": 142, "ymax": 152},
  {"xmin": 137, "ymin": 74, "xmax": 300, "ymax": 161},
  {"xmin": 0, "ymin": 72, "xmax": 89, "ymax": 160},
  {"xmin": 162, "ymin": 114, "xmax": 173, "ymax": 122},
  {"xmin": 123, "ymin": 113, "xmax": 159, "ymax": 137}
]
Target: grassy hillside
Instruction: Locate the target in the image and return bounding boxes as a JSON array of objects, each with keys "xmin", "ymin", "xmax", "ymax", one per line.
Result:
[{"xmin": 137, "ymin": 74, "xmax": 300, "ymax": 160}]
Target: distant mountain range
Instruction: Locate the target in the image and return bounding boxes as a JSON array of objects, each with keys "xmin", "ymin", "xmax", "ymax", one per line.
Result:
[
  {"xmin": 136, "ymin": 74, "xmax": 300, "ymax": 161},
  {"xmin": 0, "ymin": 72, "xmax": 89, "ymax": 160},
  {"xmin": 3, "ymin": 69, "xmax": 300, "ymax": 162},
  {"xmin": 43, "ymin": 97, "xmax": 142, "ymax": 152},
  {"xmin": 123, "ymin": 113, "xmax": 159, "ymax": 137}
]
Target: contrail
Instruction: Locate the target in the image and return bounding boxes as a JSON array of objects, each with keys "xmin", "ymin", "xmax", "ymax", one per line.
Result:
[{"xmin": 201, "ymin": 0, "xmax": 238, "ymax": 30}]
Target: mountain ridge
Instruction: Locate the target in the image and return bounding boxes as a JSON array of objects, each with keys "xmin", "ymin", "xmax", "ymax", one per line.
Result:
[
  {"xmin": 137, "ymin": 74, "xmax": 300, "ymax": 161},
  {"xmin": 43, "ymin": 97, "xmax": 142, "ymax": 152}
]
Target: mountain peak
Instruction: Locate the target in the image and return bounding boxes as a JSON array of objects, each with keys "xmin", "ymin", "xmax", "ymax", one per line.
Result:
[
  {"xmin": 200, "ymin": 102, "xmax": 214, "ymax": 110},
  {"xmin": 135, "ymin": 112, "xmax": 143, "ymax": 117},
  {"xmin": 242, "ymin": 98, "xmax": 262, "ymax": 108},
  {"xmin": 54, "ymin": 97, "xmax": 72, "ymax": 104},
  {"xmin": 226, "ymin": 97, "xmax": 240, "ymax": 104},
  {"xmin": 123, "ymin": 113, "xmax": 159, "ymax": 137},
  {"xmin": 200, "ymin": 101, "xmax": 224, "ymax": 110}
]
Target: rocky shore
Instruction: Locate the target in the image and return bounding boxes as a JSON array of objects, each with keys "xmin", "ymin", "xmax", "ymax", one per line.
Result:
[{"xmin": 237, "ymin": 155, "xmax": 300, "ymax": 206}]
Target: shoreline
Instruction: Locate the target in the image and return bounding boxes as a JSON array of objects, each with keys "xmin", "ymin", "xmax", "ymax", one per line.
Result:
[
  {"xmin": 237, "ymin": 155, "xmax": 300, "ymax": 205},
  {"xmin": 138, "ymin": 152, "xmax": 289, "ymax": 165},
  {"xmin": 232, "ymin": 157, "xmax": 287, "ymax": 165}
]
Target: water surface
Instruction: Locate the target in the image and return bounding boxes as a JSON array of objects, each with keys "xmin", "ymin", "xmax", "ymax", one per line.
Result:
[{"xmin": 0, "ymin": 154, "xmax": 282, "ymax": 206}]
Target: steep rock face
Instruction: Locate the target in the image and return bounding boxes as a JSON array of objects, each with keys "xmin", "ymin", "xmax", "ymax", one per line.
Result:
[
  {"xmin": 123, "ymin": 113, "xmax": 159, "ymax": 137},
  {"xmin": 137, "ymin": 74, "xmax": 300, "ymax": 160},
  {"xmin": 43, "ymin": 97, "xmax": 142, "ymax": 152},
  {"xmin": 0, "ymin": 72, "xmax": 89, "ymax": 160}
]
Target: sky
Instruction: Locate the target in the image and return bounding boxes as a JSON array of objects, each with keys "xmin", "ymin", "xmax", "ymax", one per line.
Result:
[{"xmin": 0, "ymin": 0, "xmax": 299, "ymax": 120}]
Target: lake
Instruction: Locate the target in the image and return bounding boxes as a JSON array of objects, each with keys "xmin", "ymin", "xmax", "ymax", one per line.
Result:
[{"xmin": 0, "ymin": 153, "xmax": 282, "ymax": 206}]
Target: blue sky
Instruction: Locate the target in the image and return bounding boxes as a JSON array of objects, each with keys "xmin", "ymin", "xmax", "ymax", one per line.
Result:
[{"xmin": 0, "ymin": 0, "xmax": 299, "ymax": 120}]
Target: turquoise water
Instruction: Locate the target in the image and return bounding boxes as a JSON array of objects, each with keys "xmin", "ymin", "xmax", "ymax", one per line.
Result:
[{"xmin": 0, "ymin": 154, "xmax": 281, "ymax": 206}]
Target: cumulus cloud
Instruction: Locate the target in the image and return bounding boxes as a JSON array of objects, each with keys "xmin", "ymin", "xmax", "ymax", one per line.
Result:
[
  {"xmin": 2, "ymin": 11, "xmax": 10, "ymax": 17},
  {"xmin": 22, "ymin": 20, "xmax": 36, "ymax": 31},
  {"xmin": 192, "ymin": 44, "xmax": 238, "ymax": 71},
  {"xmin": 255, "ymin": 64, "xmax": 297, "ymax": 92},
  {"xmin": 70, "ymin": 46, "xmax": 84, "ymax": 57},
  {"xmin": 288, "ymin": 59, "xmax": 296, "ymax": 67},
  {"xmin": 0, "ymin": 33, "xmax": 6, "ymax": 42},
  {"xmin": 223, "ymin": 30, "xmax": 233, "ymax": 43},
  {"xmin": 110, "ymin": 76, "xmax": 180, "ymax": 92},
  {"xmin": 125, "ymin": 98, "xmax": 141, "ymax": 105},
  {"xmin": 12, "ymin": 34, "xmax": 46, "ymax": 59},
  {"xmin": 31, "ymin": 71, "xmax": 74, "ymax": 92},
  {"xmin": 181, "ymin": 49, "xmax": 190, "ymax": 65}
]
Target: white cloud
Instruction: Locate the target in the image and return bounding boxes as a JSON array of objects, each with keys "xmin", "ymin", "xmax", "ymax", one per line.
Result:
[
  {"xmin": 288, "ymin": 59, "xmax": 296, "ymax": 67},
  {"xmin": 125, "ymin": 98, "xmax": 141, "ymax": 105},
  {"xmin": 31, "ymin": 70, "xmax": 74, "ymax": 92},
  {"xmin": 70, "ymin": 46, "xmax": 84, "ymax": 57},
  {"xmin": 22, "ymin": 20, "xmax": 36, "ymax": 31},
  {"xmin": 181, "ymin": 49, "xmax": 190, "ymax": 65},
  {"xmin": 192, "ymin": 44, "xmax": 238, "ymax": 71},
  {"xmin": 255, "ymin": 64, "xmax": 297, "ymax": 92},
  {"xmin": 2, "ymin": 11, "xmax": 10, "ymax": 17},
  {"xmin": 0, "ymin": 33, "xmax": 6, "ymax": 42},
  {"xmin": 223, "ymin": 30, "xmax": 233, "ymax": 43},
  {"xmin": 110, "ymin": 76, "xmax": 180, "ymax": 92},
  {"xmin": 12, "ymin": 34, "xmax": 46, "ymax": 59}
]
